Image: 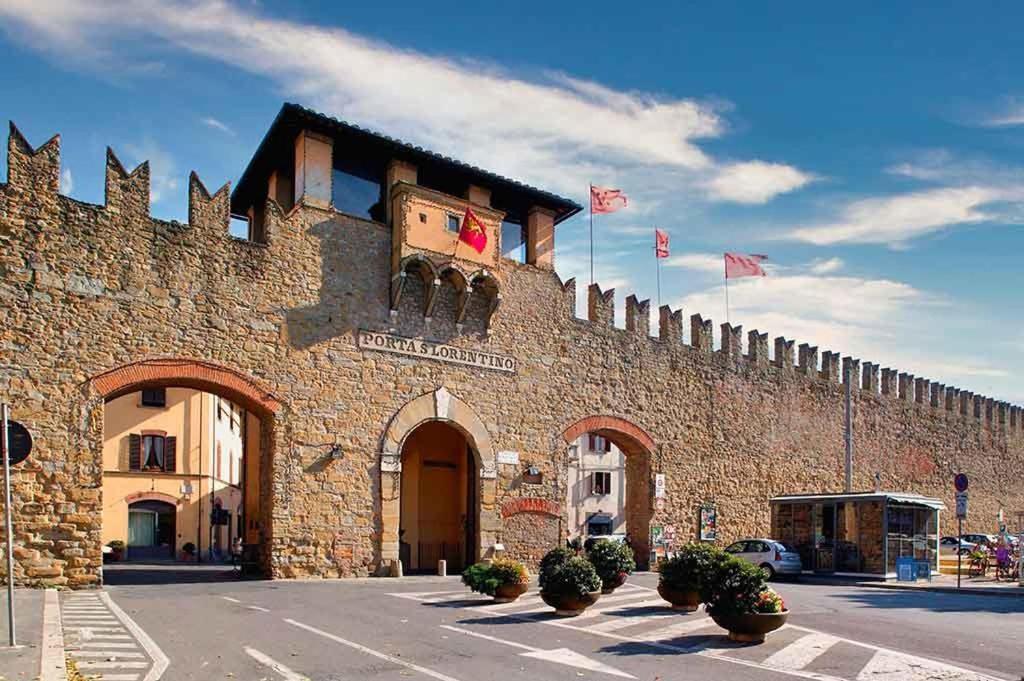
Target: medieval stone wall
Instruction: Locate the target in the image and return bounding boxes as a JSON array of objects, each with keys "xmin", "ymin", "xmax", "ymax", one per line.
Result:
[{"xmin": 1, "ymin": 123, "xmax": 1021, "ymax": 586}]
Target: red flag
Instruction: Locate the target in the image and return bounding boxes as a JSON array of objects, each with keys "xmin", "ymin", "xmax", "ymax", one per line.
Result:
[
  {"xmin": 724, "ymin": 252, "xmax": 768, "ymax": 279},
  {"xmin": 591, "ymin": 185, "xmax": 628, "ymax": 214},
  {"xmin": 655, "ymin": 229, "xmax": 670, "ymax": 258},
  {"xmin": 458, "ymin": 206, "xmax": 488, "ymax": 254}
]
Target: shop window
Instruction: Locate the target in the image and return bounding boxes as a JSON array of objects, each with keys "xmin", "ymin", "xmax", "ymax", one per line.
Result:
[
  {"xmin": 592, "ymin": 471, "xmax": 611, "ymax": 496},
  {"xmin": 501, "ymin": 220, "xmax": 525, "ymax": 262},
  {"xmin": 140, "ymin": 388, "xmax": 166, "ymax": 408}
]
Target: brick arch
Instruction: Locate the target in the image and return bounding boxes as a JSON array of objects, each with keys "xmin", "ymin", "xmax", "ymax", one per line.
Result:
[
  {"xmin": 561, "ymin": 415, "xmax": 655, "ymax": 457},
  {"xmin": 90, "ymin": 357, "xmax": 280, "ymax": 416},
  {"xmin": 125, "ymin": 491, "xmax": 181, "ymax": 508},
  {"xmin": 561, "ymin": 415, "xmax": 655, "ymax": 569}
]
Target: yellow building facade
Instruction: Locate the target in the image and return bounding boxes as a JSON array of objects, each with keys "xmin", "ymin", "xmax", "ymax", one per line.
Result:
[{"xmin": 102, "ymin": 387, "xmax": 251, "ymax": 562}]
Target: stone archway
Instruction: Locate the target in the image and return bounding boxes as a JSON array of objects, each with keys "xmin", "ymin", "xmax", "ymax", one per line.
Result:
[
  {"xmin": 562, "ymin": 415, "xmax": 655, "ymax": 569},
  {"xmin": 379, "ymin": 387, "xmax": 497, "ymax": 573},
  {"xmin": 87, "ymin": 357, "xmax": 280, "ymax": 578}
]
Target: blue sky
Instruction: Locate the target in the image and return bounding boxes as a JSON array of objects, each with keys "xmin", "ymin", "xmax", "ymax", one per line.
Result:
[{"xmin": 1, "ymin": 1, "xmax": 1022, "ymax": 402}]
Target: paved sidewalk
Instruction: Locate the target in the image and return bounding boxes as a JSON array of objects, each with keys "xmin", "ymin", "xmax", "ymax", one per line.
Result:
[
  {"xmin": 803, "ymin": 572, "xmax": 1024, "ymax": 597},
  {"xmin": 0, "ymin": 588, "xmax": 44, "ymax": 680}
]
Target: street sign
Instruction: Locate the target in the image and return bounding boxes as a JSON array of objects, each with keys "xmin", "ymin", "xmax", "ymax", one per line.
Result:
[
  {"xmin": 654, "ymin": 473, "xmax": 666, "ymax": 499},
  {"xmin": 4, "ymin": 420, "xmax": 31, "ymax": 466},
  {"xmin": 955, "ymin": 491, "xmax": 968, "ymax": 519},
  {"xmin": 954, "ymin": 473, "xmax": 969, "ymax": 493}
]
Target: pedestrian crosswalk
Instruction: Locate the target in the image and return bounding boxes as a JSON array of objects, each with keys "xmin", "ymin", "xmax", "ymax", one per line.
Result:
[
  {"xmin": 61, "ymin": 591, "xmax": 162, "ymax": 681},
  {"xmin": 389, "ymin": 584, "xmax": 1004, "ymax": 681}
]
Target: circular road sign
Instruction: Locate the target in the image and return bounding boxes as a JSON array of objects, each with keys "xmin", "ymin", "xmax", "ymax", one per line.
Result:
[
  {"xmin": 954, "ymin": 473, "xmax": 969, "ymax": 493},
  {"xmin": 5, "ymin": 420, "xmax": 32, "ymax": 465}
]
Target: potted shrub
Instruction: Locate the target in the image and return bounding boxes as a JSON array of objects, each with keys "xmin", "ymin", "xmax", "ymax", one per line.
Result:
[
  {"xmin": 539, "ymin": 548, "xmax": 602, "ymax": 616},
  {"xmin": 180, "ymin": 542, "xmax": 197, "ymax": 562},
  {"xmin": 704, "ymin": 555, "xmax": 789, "ymax": 643},
  {"xmin": 462, "ymin": 558, "xmax": 530, "ymax": 603},
  {"xmin": 107, "ymin": 540, "xmax": 125, "ymax": 562},
  {"xmin": 657, "ymin": 542, "xmax": 723, "ymax": 611},
  {"xmin": 587, "ymin": 539, "xmax": 636, "ymax": 594}
]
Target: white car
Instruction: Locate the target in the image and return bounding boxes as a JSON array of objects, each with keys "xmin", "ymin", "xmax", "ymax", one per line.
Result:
[
  {"xmin": 939, "ymin": 536, "xmax": 975, "ymax": 555},
  {"xmin": 724, "ymin": 538, "xmax": 803, "ymax": 579}
]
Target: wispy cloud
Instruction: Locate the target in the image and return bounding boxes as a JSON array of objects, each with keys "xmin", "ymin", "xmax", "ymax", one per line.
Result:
[
  {"xmin": 808, "ymin": 257, "xmax": 843, "ymax": 274},
  {"xmin": 663, "ymin": 252, "xmax": 723, "ymax": 274},
  {"xmin": 60, "ymin": 167, "xmax": 73, "ymax": 194},
  {"xmin": 979, "ymin": 97, "xmax": 1024, "ymax": 127},
  {"xmin": 704, "ymin": 161, "xmax": 815, "ymax": 204},
  {"xmin": 0, "ymin": 0, "xmax": 812, "ymax": 206},
  {"xmin": 785, "ymin": 186, "xmax": 1020, "ymax": 246},
  {"xmin": 201, "ymin": 116, "xmax": 235, "ymax": 135},
  {"xmin": 125, "ymin": 139, "xmax": 177, "ymax": 204}
]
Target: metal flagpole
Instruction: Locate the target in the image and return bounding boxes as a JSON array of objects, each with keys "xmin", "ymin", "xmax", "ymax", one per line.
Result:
[
  {"xmin": 656, "ymin": 252, "xmax": 662, "ymax": 309},
  {"xmin": 589, "ymin": 185, "xmax": 594, "ymax": 285},
  {"xmin": 724, "ymin": 278, "xmax": 731, "ymax": 324},
  {"xmin": 2, "ymin": 404, "xmax": 15, "ymax": 647}
]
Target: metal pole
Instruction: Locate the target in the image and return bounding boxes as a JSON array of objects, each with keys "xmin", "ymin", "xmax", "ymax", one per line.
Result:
[
  {"xmin": 844, "ymin": 365, "xmax": 853, "ymax": 492},
  {"xmin": 957, "ymin": 517, "xmax": 962, "ymax": 590},
  {"xmin": 589, "ymin": 185, "xmax": 594, "ymax": 286},
  {"xmin": 656, "ymin": 251, "xmax": 662, "ymax": 310},
  {"xmin": 3, "ymin": 404, "xmax": 16, "ymax": 646}
]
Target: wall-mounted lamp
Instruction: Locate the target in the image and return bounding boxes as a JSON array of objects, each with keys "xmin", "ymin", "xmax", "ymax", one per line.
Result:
[{"xmin": 523, "ymin": 465, "xmax": 543, "ymax": 485}]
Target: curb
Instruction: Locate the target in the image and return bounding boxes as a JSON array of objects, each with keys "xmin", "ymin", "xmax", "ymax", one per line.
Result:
[
  {"xmin": 39, "ymin": 588, "xmax": 66, "ymax": 681},
  {"xmin": 801, "ymin": 577, "xmax": 1024, "ymax": 598}
]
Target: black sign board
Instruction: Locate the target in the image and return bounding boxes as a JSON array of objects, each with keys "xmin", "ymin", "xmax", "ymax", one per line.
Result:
[
  {"xmin": 4, "ymin": 421, "xmax": 32, "ymax": 465},
  {"xmin": 954, "ymin": 473, "xmax": 969, "ymax": 493}
]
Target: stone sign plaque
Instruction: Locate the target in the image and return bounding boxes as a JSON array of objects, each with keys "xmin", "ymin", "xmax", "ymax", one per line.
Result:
[
  {"xmin": 359, "ymin": 330, "xmax": 516, "ymax": 374},
  {"xmin": 497, "ymin": 450, "xmax": 519, "ymax": 465}
]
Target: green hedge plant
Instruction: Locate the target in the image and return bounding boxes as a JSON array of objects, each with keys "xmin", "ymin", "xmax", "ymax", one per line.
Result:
[
  {"xmin": 538, "ymin": 547, "xmax": 575, "ymax": 590},
  {"xmin": 703, "ymin": 554, "xmax": 770, "ymax": 617},
  {"xmin": 658, "ymin": 542, "xmax": 726, "ymax": 597},
  {"xmin": 587, "ymin": 539, "xmax": 635, "ymax": 590},
  {"xmin": 462, "ymin": 558, "xmax": 529, "ymax": 596},
  {"xmin": 541, "ymin": 556, "xmax": 602, "ymax": 597}
]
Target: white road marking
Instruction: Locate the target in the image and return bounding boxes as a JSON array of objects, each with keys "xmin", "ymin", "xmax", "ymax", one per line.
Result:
[
  {"xmin": 763, "ymin": 633, "xmax": 840, "ymax": 671},
  {"xmin": 221, "ymin": 596, "xmax": 242, "ymax": 603},
  {"xmin": 856, "ymin": 649, "xmax": 1000, "ymax": 681},
  {"xmin": 71, "ymin": 651, "xmax": 146, "ymax": 658},
  {"xmin": 77, "ymin": 660, "xmax": 149, "ymax": 668},
  {"xmin": 579, "ymin": 597, "xmax": 671, "ymax": 619},
  {"xmin": 286, "ymin": 618, "xmax": 464, "ymax": 681},
  {"xmin": 244, "ymin": 646, "xmax": 311, "ymax": 681},
  {"xmin": 582, "ymin": 610, "xmax": 678, "ymax": 633},
  {"xmin": 41, "ymin": 589, "xmax": 68, "ymax": 681},
  {"xmin": 101, "ymin": 591, "xmax": 170, "ymax": 681},
  {"xmin": 440, "ymin": 625, "xmax": 635, "ymax": 679},
  {"xmin": 88, "ymin": 675, "xmax": 141, "ymax": 681},
  {"xmin": 634, "ymin": 616, "xmax": 717, "ymax": 641},
  {"xmin": 81, "ymin": 642, "xmax": 140, "ymax": 648},
  {"xmin": 247, "ymin": 605, "xmax": 271, "ymax": 612}
]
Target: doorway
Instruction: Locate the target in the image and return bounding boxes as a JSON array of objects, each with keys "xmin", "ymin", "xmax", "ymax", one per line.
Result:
[
  {"xmin": 127, "ymin": 500, "xmax": 176, "ymax": 561},
  {"xmin": 399, "ymin": 421, "xmax": 478, "ymax": 573}
]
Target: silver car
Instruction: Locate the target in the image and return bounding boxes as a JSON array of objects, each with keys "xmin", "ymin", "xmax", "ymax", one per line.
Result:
[{"xmin": 725, "ymin": 538, "xmax": 803, "ymax": 580}]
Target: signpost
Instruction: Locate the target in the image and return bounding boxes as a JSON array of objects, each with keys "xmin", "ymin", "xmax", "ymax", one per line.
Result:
[
  {"xmin": 954, "ymin": 473, "xmax": 969, "ymax": 590},
  {"xmin": 2, "ymin": 405, "xmax": 31, "ymax": 647}
]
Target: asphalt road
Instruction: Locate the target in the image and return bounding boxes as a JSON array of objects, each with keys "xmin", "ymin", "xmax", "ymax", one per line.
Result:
[{"xmin": 76, "ymin": 567, "xmax": 1024, "ymax": 681}]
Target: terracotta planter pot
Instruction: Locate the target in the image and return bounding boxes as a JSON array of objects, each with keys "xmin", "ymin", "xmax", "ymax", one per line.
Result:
[
  {"xmin": 657, "ymin": 583, "xmax": 702, "ymax": 611},
  {"xmin": 540, "ymin": 590, "xmax": 601, "ymax": 616},
  {"xmin": 601, "ymin": 572, "xmax": 628, "ymax": 594},
  {"xmin": 709, "ymin": 610, "xmax": 789, "ymax": 643},
  {"xmin": 493, "ymin": 582, "xmax": 529, "ymax": 604}
]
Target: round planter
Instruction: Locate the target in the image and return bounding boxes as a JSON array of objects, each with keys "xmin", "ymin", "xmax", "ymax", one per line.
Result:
[
  {"xmin": 709, "ymin": 610, "xmax": 789, "ymax": 643},
  {"xmin": 493, "ymin": 582, "xmax": 529, "ymax": 604},
  {"xmin": 601, "ymin": 572, "xmax": 628, "ymax": 594},
  {"xmin": 657, "ymin": 583, "xmax": 702, "ymax": 611},
  {"xmin": 540, "ymin": 590, "xmax": 601, "ymax": 616}
]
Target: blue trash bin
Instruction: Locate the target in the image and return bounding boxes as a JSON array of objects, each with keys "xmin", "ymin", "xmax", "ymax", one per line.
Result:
[
  {"xmin": 916, "ymin": 560, "xmax": 933, "ymax": 581},
  {"xmin": 896, "ymin": 556, "xmax": 917, "ymax": 582}
]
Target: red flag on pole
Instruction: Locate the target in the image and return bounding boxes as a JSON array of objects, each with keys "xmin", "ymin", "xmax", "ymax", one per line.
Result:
[
  {"xmin": 458, "ymin": 206, "xmax": 488, "ymax": 254},
  {"xmin": 724, "ymin": 252, "xmax": 768, "ymax": 279},
  {"xmin": 655, "ymin": 229, "xmax": 670, "ymax": 258},
  {"xmin": 590, "ymin": 185, "xmax": 628, "ymax": 214}
]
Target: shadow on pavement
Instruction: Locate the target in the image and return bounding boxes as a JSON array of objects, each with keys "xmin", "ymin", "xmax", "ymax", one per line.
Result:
[
  {"xmin": 104, "ymin": 562, "xmax": 252, "ymax": 586},
  {"xmin": 829, "ymin": 589, "xmax": 1024, "ymax": 615}
]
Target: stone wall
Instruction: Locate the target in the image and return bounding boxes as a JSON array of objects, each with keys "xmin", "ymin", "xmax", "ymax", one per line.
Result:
[{"xmin": 1, "ymin": 122, "xmax": 1022, "ymax": 586}]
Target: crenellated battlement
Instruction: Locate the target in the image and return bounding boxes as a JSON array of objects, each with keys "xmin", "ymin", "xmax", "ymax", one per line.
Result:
[{"xmin": 3, "ymin": 122, "xmax": 1020, "ymax": 439}]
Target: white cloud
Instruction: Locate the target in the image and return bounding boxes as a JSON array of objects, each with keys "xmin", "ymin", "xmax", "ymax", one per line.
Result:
[
  {"xmin": 704, "ymin": 161, "xmax": 815, "ymax": 204},
  {"xmin": 201, "ymin": 116, "xmax": 234, "ymax": 135},
  {"xmin": 124, "ymin": 139, "xmax": 178, "ymax": 204},
  {"xmin": 60, "ymin": 167, "xmax": 73, "ymax": 194},
  {"xmin": 786, "ymin": 186, "xmax": 1020, "ymax": 246},
  {"xmin": 808, "ymin": 257, "xmax": 842, "ymax": 274},
  {"xmin": 981, "ymin": 98, "xmax": 1024, "ymax": 127},
  {"xmin": 0, "ymin": 0, "xmax": 812, "ymax": 204},
  {"xmin": 663, "ymin": 252, "xmax": 723, "ymax": 274},
  {"xmin": 677, "ymin": 273, "xmax": 1015, "ymax": 400}
]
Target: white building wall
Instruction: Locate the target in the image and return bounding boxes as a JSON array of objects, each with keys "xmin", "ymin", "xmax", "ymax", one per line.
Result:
[{"xmin": 566, "ymin": 434, "xmax": 626, "ymax": 539}]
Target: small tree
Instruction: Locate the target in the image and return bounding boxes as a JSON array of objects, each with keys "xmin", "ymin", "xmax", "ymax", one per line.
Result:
[{"xmin": 538, "ymin": 547, "xmax": 575, "ymax": 590}]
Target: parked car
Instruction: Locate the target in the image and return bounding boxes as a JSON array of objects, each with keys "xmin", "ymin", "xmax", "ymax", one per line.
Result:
[
  {"xmin": 961, "ymin": 533, "xmax": 996, "ymax": 548},
  {"xmin": 939, "ymin": 536, "xmax": 975, "ymax": 555},
  {"xmin": 724, "ymin": 538, "xmax": 802, "ymax": 579}
]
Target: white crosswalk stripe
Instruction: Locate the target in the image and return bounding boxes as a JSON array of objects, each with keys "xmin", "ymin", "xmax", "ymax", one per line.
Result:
[
  {"xmin": 762, "ymin": 632, "xmax": 839, "ymax": 670},
  {"xmin": 61, "ymin": 591, "xmax": 166, "ymax": 681},
  {"xmin": 387, "ymin": 585, "xmax": 1003, "ymax": 681}
]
